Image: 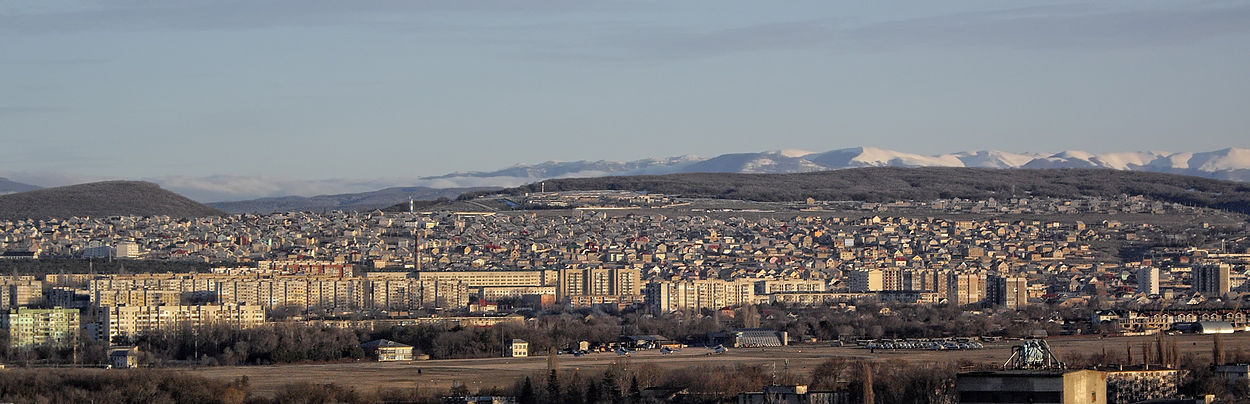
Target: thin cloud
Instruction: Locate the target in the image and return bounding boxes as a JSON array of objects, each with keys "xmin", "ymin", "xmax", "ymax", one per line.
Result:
[
  {"xmin": 0, "ymin": 0, "xmax": 606, "ymax": 35},
  {"xmin": 600, "ymin": 2, "xmax": 1250, "ymax": 59}
]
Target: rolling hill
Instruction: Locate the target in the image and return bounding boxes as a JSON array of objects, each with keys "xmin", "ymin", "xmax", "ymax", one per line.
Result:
[
  {"xmin": 463, "ymin": 167, "xmax": 1250, "ymax": 214},
  {"xmin": 0, "ymin": 181, "xmax": 225, "ymax": 220}
]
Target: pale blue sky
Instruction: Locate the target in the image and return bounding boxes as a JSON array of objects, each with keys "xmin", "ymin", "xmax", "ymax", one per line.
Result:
[{"xmin": 3, "ymin": 0, "xmax": 1249, "ymax": 183}]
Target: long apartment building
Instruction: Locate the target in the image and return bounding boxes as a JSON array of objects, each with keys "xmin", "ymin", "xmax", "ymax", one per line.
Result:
[
  {"xmin": 846, "ymin": 269, "xmax": 988, "ymax": 305},
  {"xmin": 87, "ymin": 272, "xmax": 469, "ymax": 311},
  {"xmin": 98, "ymin": 304, "xmax": 265, "ymax": 342},
  {"xmin": 412, "ymin": 269, "xmax": 558, "ymax": 288},
  {"xmin": 645, "ymin": 279, "xmax": 756, "ymax": 314},
  {"xmin": 556, "ymin": 267, "xmax": 642, "ymax": 303},
  {"xmin": 2, "ymin": 307, "xmax": 80, "ymax": 348},
  {"xmin": 365, "ymin": 272, "xmax": 469, "ymax": 310},
  {"xmin": 413, "ymin": 269, "xmax": 557, "ymax": 301}
]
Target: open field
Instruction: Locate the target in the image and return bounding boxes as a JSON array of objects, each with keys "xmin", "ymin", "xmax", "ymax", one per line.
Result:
[{"xmin": 184, "ymin": 332, "xmax": 1250, "ymax": 397}]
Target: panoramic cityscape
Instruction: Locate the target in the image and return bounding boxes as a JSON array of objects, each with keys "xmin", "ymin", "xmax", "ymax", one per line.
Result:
[{"xmin": 4, "ymin": 1, "xmax": 1250, "ymax": 404}]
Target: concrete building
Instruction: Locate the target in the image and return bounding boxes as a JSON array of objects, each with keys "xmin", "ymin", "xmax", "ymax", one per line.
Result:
[
  {"xmin": 645, "ymin": 279, "xmax": 755, "ymax": 314},
  {"xmin": 990, "ymin": 275, "xmax": 1028, "ymax": 308},
  {"xmin": 509, "ymin": 339, "xmax": 528, "ymax": 357},
  {"xmin": 1137, "ymin": 267, "xmax": 1160, "ymax": 296},
  {"xmin": 956, "ymin": 370, "xmax": 1106, "ymax": 404},
  {"xmin": 108, "ymin": 346, "xmax": 139, "ymax": 369},
  {"xmin": 98, "ymin": 304, "xmax": 265, "ymax": 342},
  {"xmin": 478, "ymin": 285, "xmax": 556, "ymax": 301},
  {"xmin": 92, "ymin": 288, "xmax": 181, "ymax": 307},
  {"xmin": 556, "ymin": 267, "xmax": 642, "ymax": 302},
  {"xmin": 0, "ymin": 276, "xmax": 43, "ymax": 309},
  {"xmin": 848, "ymin": 269, "xmax": 883, "ymax": 292},
  {"xmin": 754, "ymin": 279, "xmax": 825, "ymax": 294},
  {"xmin": 1192, "ymin": 264, "xmax": 1231, "ymax": 297},
  {"xmin": 2, "ymin": 307, "xmax": 80, "ymax": 348},
  {"xmin": 115, "ymin": 241, "xmax": 140, "ymax": 259},
  {"xmin": 413, "ymin": 269, "xmax": 556, "ymax": 288},
  {"xmin": 949, "ymin": 272, "xmax": 988, "ymax": 306},
  {"xmin": 361, "ymin": 339, "xmax": 414, "ymax": 361},
  {"xmin": 1104, "ymin": 367, "xmax": 1181, "ymax": 404},
  {"xmin": 365, "ymin": 275, "xmax": 469, "ymax": 310}
]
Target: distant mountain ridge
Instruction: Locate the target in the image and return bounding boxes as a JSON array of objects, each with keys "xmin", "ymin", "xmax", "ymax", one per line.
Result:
[
  {"xmin": 0, "ymin": 177, "xmax": 40, "ymax": 195},
  {"xmin": 0, "ymin": 181, "xmax": 224, "ymax": 220},
  {"xmin": 413, "ymin": 146, "xmax": 1250, "ymax": 188}
]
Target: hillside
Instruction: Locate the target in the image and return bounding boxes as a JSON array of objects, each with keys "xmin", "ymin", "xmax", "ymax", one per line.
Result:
[
  {"xmin": 209, "ymin": 186, "xmax": 496, "ymax": 214},
  {"xmin": 465, "ymin": 167, "xmax": 1250, "ymax": 214},
  {"xmin": 0, "ymin": 177, "xmax": 40, "ymax": 195},
  {"xmin": 0, "ymin": 181, "xmax": 225, "ymax": 220}
]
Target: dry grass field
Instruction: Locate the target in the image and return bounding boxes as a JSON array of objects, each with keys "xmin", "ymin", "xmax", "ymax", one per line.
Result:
[{"xmin": 184, "ymin": 332, "xmax": 1250, "ymax": 397}]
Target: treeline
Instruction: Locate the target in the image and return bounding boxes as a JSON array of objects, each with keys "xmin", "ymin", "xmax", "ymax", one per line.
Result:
[
  {"xmin": 0, "ymin": 369, "xmax": 446, "ymax": 404},
  {"xmin": 776, "ymin": 302, "xmax": 1075, "ymax": 341},
  {"xmin": 511, "ymin": 358, "xmax": 960, "ymax": 404},
  {"xmin": 0, "ymin": 359, "xmax": 957, "ymax": 404},
  {"xmin": 460, "ymin": 167, "xmax": 1250, "ymax": 214},
  {"xmin": 3, "ymin": 302, "xmax": 1082, "ymax": 367}
]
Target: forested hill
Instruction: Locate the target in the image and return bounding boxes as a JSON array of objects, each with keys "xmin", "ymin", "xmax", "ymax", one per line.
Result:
[{"xmin": 464, "ymin": 167, "xmax": 1250, "ymax": 214}]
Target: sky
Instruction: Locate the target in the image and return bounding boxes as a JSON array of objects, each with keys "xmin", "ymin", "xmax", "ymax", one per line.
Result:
[{"xmin": 3, "ymin": 0, "xmax": 1249, "ymax": 200}]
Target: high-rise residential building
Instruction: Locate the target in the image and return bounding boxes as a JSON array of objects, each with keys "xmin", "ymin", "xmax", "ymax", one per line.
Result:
[
  {"xmin": 0, "ymin": 277, "xmax": 43, "ymax": 309},
  {"xmin": 948, "ymin": 272, "xmax": 988, "ymax": 306},
  {"xmin": 989, "ymin": 275, "xmax": 1028, "ymax": 308},
  {"xmin": 754, "ymin": 279, "xmax": 826, "ymax": 295},
  {"xmin": 413, "ymin": 269, "xmax": 557, "ymax": 288},
  {"xmin": 3, "ymin": 307, "xmax": 80, "ymax": 348},
  {"xmin": 1193, "ymin": 263, "xmax": 1231, "ymax": 297},
  {"xmin": 557, "ymin": 267, "xmax": 642, "ymax": 301},
  {"xmin": 645, "ymin": 279, "xmax": 756, "ymax": 314},
  {"xmin": 848, "ymin": 269, "xmax": 884, "ymax": 292},
  {"xmin": 1137, "ymin": 267, "xmax": 1160, "ymax": 296},
  {"xmin": 115, "ymin": 241, "xmax": 140, "ymax": 259}
]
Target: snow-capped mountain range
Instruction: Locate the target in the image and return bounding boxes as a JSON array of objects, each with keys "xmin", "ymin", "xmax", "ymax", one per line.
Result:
[
  {"xmin": 8, "ymin": 147, "xmax": 1250, "ymax": 204},
  {"xmin": 418, "ymin": 146, "xmax": 1250, "ymax": 189}
]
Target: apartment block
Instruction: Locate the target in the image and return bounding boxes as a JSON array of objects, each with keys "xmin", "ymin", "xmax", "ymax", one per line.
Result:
[
  {"xmin": 98, "ymin": 304, "xmax": 265, "ymax": 342},
  {"xmin": 754, "ymin": 279, "xmax": 826, "ymax": 295},
  {"xmin": 0, "ymin": 276, "xmax": 43, "ymax": 309},
  {"xmin": 848, "ymin": 269, "xmax": 884, "ymax": 292},
  {"xmin": 989, "ymin": 275, "xmax": 1028, "ymax": 308},
  {"xmin": 645, "ymin": 279, "xmax": 755, "ymax": 314},
  {"xmin": 557, "ymin": 267, "xmax": 642, "ymax": 301},
  {"xmin": 3, "ymin": 307, "xmax": 80, "ymax": 348},
  {"xmin": 1137, "ymin": 267, "xmax": 1160, "ymax": 296},
  {"xmin": 948, "ymin": 272, "xmax": 988, "ymax": 306},
  {"xmin": 1193, "ymin": 263, "xmax": 1231, "ymax": 296}
]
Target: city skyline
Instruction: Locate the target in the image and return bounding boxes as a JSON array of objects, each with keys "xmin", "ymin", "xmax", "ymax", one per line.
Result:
[{"xmin": 4, "ymin": 0, "xmax": 1250, "ymax": 190}]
